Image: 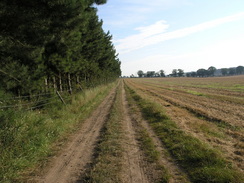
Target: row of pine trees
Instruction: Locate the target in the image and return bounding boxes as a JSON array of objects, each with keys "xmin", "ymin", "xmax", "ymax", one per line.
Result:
[{"xmin": 0, "ymin": 0, "xmax": 121, "ymax": 96}]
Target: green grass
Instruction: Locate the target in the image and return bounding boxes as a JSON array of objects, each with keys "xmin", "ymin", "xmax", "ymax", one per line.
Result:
[
  {"xmin": 137, "ymin": 129, "xmax": 170, "ymax": 183},
  {"xmin": 186, "ymin": 90, "xmax": 205, "ymax": 96},
  {"xmin": 85, "ymin": 84, "xmax": 123, "ymax": 183},
  {"xmin": 125, "ymin": 84, "xmax": 243, "ymax": 183},
  {"xmin": 0, "ymin": 82, "xmax": 116, "ymax": 183}
]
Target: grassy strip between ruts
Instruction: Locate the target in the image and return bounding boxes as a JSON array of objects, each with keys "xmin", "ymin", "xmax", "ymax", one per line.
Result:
[
  {"xmin": 85, "ymin": 83, "xmax": 123, "ymax": 183},
  {"xmin": 125, "ymin": 84, "xmax": 171, "ymax": 183},
  {"xmin": 137, "ymin": 129, "xmax": 171, "ymax": 183},
  {"xmin": 125, "ymin": 83, "xmax": 243, "ymax": 183},
  {"xmin": 0, "ymin": 82, "xmax": 117, "ymax": 183}
]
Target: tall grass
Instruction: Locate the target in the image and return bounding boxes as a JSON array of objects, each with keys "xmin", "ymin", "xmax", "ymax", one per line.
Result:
[
  {"xmin": 125, "ymin": 84, "xmax": 243, "ymax": 183},
  {"xmin": 0, "ymin": 82, "xmax": 116, "ymax": 183}
]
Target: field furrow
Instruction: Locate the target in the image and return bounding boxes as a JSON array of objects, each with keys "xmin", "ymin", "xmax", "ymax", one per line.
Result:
[
  {"xmin": 127, "ymin": 80, "xmax": 244, "ymax": 129},
  {"xmin": 124, "ymin": 77, "xmax": 244, "ymax": 182}
]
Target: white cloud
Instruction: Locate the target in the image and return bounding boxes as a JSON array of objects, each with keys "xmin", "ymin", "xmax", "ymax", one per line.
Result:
[{"xmin": 116, "ymin": 12, "xmax": 244, "ymax": 53}]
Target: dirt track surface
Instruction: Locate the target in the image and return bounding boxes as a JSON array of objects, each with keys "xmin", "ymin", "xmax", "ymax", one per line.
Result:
[
  {"xmin": 32, "ymin": 81, "xmax": 196, "ymax": 183},
  {"xmin": 120, "ymin": 84, "xmax": 150, "ymax": 183},
  {"xmin": 36, "ymin": 88, "xmax": 116, "ymax": 183},
  {"xmin": 121, "ymin": 84, "xmax": 190, "ymax": 183}
]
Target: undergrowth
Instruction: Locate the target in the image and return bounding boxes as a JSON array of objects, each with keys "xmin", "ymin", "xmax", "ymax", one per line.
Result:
[
  {"xmin": 0, "ymin": 82, "xmax": 116, "ymax": 183},
  {"xmin": 125, "ymin": 83, "xmax": 243, "ymax": 183}
]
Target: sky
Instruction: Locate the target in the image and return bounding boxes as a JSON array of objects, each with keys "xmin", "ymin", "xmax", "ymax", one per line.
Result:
[{"xmin": 95, "ymin": 0, "xmax": 244, "ymax": 76}]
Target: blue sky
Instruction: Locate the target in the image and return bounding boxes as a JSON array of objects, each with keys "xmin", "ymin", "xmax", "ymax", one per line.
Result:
[{"xmin": 96, "ymin": 0, "xmax": 244, "ymax": 76}]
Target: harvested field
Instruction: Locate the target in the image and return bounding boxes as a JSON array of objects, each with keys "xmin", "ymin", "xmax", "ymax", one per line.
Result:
[{"xmin": 124, "ymin": 76, "xmax": 244, "ymax": 181}]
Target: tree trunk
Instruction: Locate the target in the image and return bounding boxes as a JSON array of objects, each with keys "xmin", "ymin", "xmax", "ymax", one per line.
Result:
[
  {"xmin": 68, "ymin": 73, "xmax": 72, "ymax": 94},
  {"xmin": 53, "ymin": 76, "xmax": 57, "ymax": 91},
  {"xmin": 76, "ymin": 75, "xmax": 83, "ymax": 91},
  {"xmin": 59, "ymin": 73, "xmax": 63, "ymax": 92},
  {"xmin": 45, "ymin": 78, "xmax": 48, "ymax": 93}
]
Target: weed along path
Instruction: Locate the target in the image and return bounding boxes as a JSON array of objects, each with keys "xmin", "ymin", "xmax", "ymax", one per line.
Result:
[{"xmin": 36, "ymin": 87, "xmax": 117, "ymax": 183}]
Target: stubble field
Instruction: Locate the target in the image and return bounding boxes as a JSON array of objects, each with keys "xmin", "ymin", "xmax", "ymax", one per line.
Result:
[{"xmin": 124, "ymin": 75, "xmax": 244, "ymax": 182}]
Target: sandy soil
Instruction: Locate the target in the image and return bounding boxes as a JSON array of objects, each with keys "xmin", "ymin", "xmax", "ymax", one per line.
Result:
[
  {"xmin": 120, "ymin": 84, "xmax": 150, "ymax": 183},
  {"xmin": 34, "ymin": 87, "xmax": 117, "ymax": 183},
  {"xmin": 122, "ymin": 84, "xmax": 190, "ymax": 183}
]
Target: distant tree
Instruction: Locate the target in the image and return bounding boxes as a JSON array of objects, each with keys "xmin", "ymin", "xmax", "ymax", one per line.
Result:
[
  {"xmin": 229, "ymin": 68, "xmax": 236, "ymax": 75},
  {"xmin": 221, "ymin": 68, "xmax": 228, "ymax": 76},
  {"xmin": 186, "ymin": 73, "xmax": 191, "ymax": 77},
  {"xmin": 191, "ymin": 72, "xmax": 197, "ymax": 77},
  {"xmin": 146, "ymin": 71, "xmax": 155, "ymax": 77},
  {"xmin": 208, "ymin": 66, "xmax": 216, "ymax": 76},
  {"xmin": 171, "ymin": 69, "xmax": 178, "ymax": 77},
  {"xmin": 197, "ymin": 69, "xmax": 208, "ymax": 77},
  {"xmin": 154, "ymin": 72, "xmax": 160, "ymax": 77},
  {"xmin": 178, "ymin": 69, "xmax": 184, "ymax": 77},
  {"xmin": 159, "ymin": 70, "xmax": 165, "ymax": 77},
  {"xmin": 137, "ymin": 70, "xmax": 144, "ymax": 77},
  {"xmin": 236, "ymin": 66, "xmax": 244, "ymax": 75}
]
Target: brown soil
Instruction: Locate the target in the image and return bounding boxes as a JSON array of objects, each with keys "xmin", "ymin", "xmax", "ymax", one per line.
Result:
[
  {"xmin": 120, "ymin": 85, "xmax": 150, "ymax": 183},
  {"xmin": 34, "ymin": 87, "xmax": 117, "ymax": 183}
]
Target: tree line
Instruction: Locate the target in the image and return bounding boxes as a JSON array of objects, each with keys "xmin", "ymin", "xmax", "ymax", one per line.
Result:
[
  {"xmin": 0, "ymin": 0, "xmax": 121, "ymax": 96},
  {"xmin": 186, "ymin": 66, "xmax": 244, "ymax": 77},
  {"xmin": 137, "ymin": 65, "xmax": 244, "ymax": 78}
]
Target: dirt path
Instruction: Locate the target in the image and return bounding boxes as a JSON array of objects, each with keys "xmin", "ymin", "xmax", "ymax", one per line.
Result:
[
  {"xmin": 120, "ymin": 85, "xmax": 150, "ymax": 183},
  {"xmin": 122, "ymin": 83, "xmax": 190, "ymax": 183},
  {"xmin": 35, "ymin": 87, "xmax": 117, "ymax": 183}
]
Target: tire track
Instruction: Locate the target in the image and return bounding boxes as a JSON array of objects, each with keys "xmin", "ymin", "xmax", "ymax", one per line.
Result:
[
  {"xmin": 121, "ymin": 83, "xmax": 150, "ymax": 183},
  {"xmin": 123, "ymin": 82, "xmax": 190, "ymax": 183},
  {"xmin": 36, "ymin": 87, "xmax": 117, "ymax": 183}
]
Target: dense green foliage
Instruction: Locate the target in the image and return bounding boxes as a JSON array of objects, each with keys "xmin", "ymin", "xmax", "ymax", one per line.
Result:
[{"xmin": 0, "ymin": 0, "xmax": 121, "ymax": 95}]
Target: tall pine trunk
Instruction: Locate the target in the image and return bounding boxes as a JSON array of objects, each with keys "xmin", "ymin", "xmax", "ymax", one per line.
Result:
[
  {"xmin": 44, "ymin": 78, "xmax": 48, "ymax": 93},
  {"xmin": 53, "ymin": 76, "xmax": 57, "ymax": 91},
  {"xmin": 59, "ymin": 73, "xmax": 63, "ymax": 92},
  {"xmin": 68, "ymin": 73, "xmax": 72, "ymax": 94}
]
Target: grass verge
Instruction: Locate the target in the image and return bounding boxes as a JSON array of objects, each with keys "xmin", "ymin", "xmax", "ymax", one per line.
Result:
[
  {"xmin": 125, "ymin": 83, "xmax": 243, "ymax": 183},
  {"xmin": 0, "ymin": 82, "xmax": 116, "ymax": 183},
  {"xmin": 85, "ymin": 83, "xmax": 123, "ymax": 183}
]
